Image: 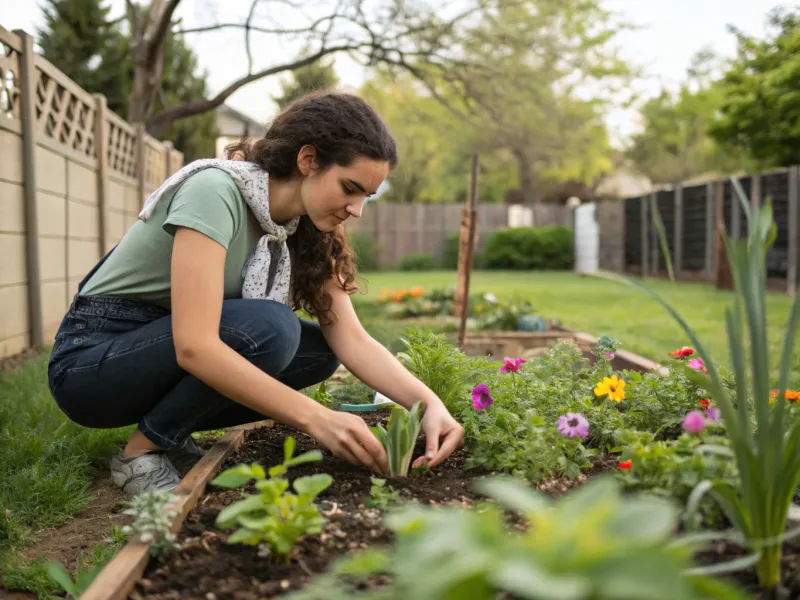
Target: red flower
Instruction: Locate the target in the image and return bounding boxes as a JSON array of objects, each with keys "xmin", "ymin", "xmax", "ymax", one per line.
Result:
[
  {"xmin": 699, "ymin": 399, "xmax": 710, "ymax": 409},
  {"xmin": 669, "ymin": 346, "xmax": 694, "ymax": 358},
  {"xmin": 618, "ymin": 459, "xmax": 632, "ymax": 470}
]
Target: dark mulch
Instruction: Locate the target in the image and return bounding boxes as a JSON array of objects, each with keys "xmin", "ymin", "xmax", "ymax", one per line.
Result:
[{"xmin": 132, "ymin": 414, "xmax": 603, "ymax": 600}]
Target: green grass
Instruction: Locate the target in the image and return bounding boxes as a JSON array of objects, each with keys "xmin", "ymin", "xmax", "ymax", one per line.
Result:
[
  {"xmin": 0, "ymin": 353, "xmax": 132, "ymax": 568},
  {"xmin": 353, "ymin": 270, "xmax": 800, "ymax": 385}
]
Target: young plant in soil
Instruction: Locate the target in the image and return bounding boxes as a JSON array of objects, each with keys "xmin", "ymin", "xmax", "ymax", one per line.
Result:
[
  {"xmin": 370, "ymin": 402, "xmax": 423, "ymax": 477},
  {"xmin": 121, "ymin": 490, "xmax": 180, "ymax": 560},
  {"xmin": 366, "ymin": 477, "xmax": 402, "ymax": 510},
  {"xmin": 211, "ymin": 436, "xmax": 333, "ymax": 561},
  {"xmin": 609, "ymin": 194, "xmax": 800, "ymax": 594},
  {"xmin": 288, "ymin": 476, "xmax": 747, "ymax": 600}
]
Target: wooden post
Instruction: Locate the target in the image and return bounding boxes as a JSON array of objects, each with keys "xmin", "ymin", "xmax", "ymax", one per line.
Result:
[
  {"xmin": 788, "ymin": 166, "xmax": 799, "ymax": 296},
  {"xmin": 715, "ymin": 179, "xmax": 733, "ymax": 290},
  {"xmin": 15, "ymin": 30, "xmax": 44, "ymax": 350},
  {"xmin": 674, "ymin": 185, "xmax": 683, "ymax": 274},
  {"xmin": 134, "ymin": 122, "xmax": 146, "ymax": 208},
  {"xmin": 731, "ymin": 183, "xmax": 741, "ymax": 241},
  {"xmin": 705, "ymin": 182, "xmax": 715, "ymax": 276},
  {"xmin": 641, "ymin": 196, "xmax": 649, "ymax": 278},
  {"xmin": 751, "ymin": 173, "xmax": 762, "ymax": 210},
  {"xmin": 456, "ymin": 155, "xmax": 479, "ymax": 349},
  {"xmin": 650, "ymin": 192, "xmax": 659, "ymax": 275},
  {"xmin": 94, "ymin": 94, "xmax": 109, "ymax": 254}
]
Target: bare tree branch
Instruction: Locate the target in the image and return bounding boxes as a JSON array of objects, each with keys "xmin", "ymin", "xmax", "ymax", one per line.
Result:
[
  {"xmin": 146, "ymin": 43, "xmax": 358, "ymax": 136},
  {"xmin": 147, "ymin": 0, "xmax": 182, "ymax": 59},
  {"xmin": 244, "ymin": 0, "xmax": 259, "ymax": 75}
]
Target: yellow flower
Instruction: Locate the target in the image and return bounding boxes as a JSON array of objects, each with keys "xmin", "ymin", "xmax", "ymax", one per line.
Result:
[{"xmin": 594, "ymin": 376, "xmax": 626, "ymax": 402}]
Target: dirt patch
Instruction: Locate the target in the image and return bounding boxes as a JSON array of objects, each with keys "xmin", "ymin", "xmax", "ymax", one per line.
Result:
[
  {"xmin": 21, "ymin": 472, "xmax": 130, "ymax": 572},
  {"xmin": 0, "ymin": 349, "xmax": 40, "ymax": 374},
  {"xmin": 133, "ymin": 417, "xmax": 603, "ymax": 599}
]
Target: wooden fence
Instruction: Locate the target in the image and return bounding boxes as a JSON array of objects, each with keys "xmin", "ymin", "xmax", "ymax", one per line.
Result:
[
  {"xmin": 0, "ymin": 26, "xmax": 183, "ymax": 358},
  {"xmin": 620, "ymin": 167, "xmax": 800, "ymax": 293},
  {"xmin": 348, "ymin": 202, "xmax": 571, "ymax": 268}
]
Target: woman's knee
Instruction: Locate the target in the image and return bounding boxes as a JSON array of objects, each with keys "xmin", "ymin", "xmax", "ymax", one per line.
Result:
[{"xmin": 219, "ymin": 299, "xmax": 301, "ymax": 371}]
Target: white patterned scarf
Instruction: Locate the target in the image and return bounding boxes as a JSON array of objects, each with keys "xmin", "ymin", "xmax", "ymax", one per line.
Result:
[{"xmin": 139, "ymin": 159, "xmax": 300, "ymax": 305}]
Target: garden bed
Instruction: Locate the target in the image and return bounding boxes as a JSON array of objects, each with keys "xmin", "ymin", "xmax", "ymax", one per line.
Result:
[
  {"xmin": 126, "ymin": 417, "xmax": 614, "ymax": 599},
  {"xmin": 462, "ymin": 327, "xmax": 666, "ymax": 375}
]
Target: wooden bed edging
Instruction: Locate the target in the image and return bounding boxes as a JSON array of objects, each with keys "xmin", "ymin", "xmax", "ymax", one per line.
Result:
[{"xmin": 82, "ymin": 420, "xmax": 272, "ymax": 600}]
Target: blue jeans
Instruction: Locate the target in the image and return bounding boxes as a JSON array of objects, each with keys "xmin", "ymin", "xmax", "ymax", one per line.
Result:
[{"xmin": 47, "ymin": 252, "xmax": 339, "ymax": 450}]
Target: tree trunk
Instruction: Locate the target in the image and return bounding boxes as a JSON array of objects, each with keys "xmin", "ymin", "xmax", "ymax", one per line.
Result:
[
  {"xmin": 513, "ymin": 148, "xmax": 537, "ymax": 205},
  {"xmin": 127, "ymin": 0, "xmax": 172, "ymax": 125}
]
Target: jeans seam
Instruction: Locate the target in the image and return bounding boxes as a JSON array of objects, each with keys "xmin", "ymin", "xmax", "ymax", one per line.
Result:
[
  {"xmin": 105, "ymin": 332, "xmax": 174, "ymax": 361},
  {"xmin": 220, "ymin": 325, "xmax": 258, "ymax": 354},
  {"xmin": 280, "ymin": 354, "xmax": 335, "ymax": 378}
]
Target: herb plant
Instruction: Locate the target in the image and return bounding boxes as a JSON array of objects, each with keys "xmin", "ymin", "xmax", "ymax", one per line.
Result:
[
  {"xmin": 121, "ymin": 490, "xmax": 180, "ymax": 560},
  {"xmin": 211, "ymin": 436, "xmax": 333, "ymax": 560},
  {"xmin": 370, "ymin": 402, "xmax": 423, "ymax": 477}
]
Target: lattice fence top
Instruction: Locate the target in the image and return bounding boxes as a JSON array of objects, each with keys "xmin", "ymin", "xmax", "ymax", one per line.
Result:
[
  {"xmin": 106, "ymin": 110, "xmax": 137, "ymax": 178},
  {"xmin": 34, "ymin": 56, "xmax": 96, "ymax": 157},
  {"xmin": 144, "ymin": 135, "xmax": 167, "ymax": 189},
  {"xmin": 169, "ymin": 149, "xmax": 184, "ymax": 176},
  {"xmin": 0, "ymin": 27, "xmax": 21, "ymax": 122}
]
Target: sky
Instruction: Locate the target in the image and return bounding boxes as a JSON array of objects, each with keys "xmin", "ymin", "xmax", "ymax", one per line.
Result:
[{"xmin": 0, "ymin": 0, "xmax": 786, "ymax": 146}]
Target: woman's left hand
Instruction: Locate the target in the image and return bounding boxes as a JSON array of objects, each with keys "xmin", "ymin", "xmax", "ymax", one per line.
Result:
[{"xmin": 412, "ymin": 401, "xmax": 465, "ymax": 469}]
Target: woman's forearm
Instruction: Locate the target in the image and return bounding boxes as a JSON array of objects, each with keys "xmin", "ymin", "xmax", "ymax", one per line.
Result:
[
  {"xmin": 334, "ymin": 334, "xmax": 440, "ymax": 410},
  {"xmin": 177, "ymin": 339, "xmax": 326, "ymax": 433}
]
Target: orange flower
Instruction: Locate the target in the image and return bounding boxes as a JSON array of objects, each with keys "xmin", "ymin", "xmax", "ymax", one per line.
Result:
[
  {"xmin": 391, "ymin": 290, "xmax": 408, "ymax": 303},
  {"xmin": 770, "ymin": 389, "xmax": 800, "ymax": 402},
  {"xmin": 669, "ymin": 346, "xmax": 694, "ymax": 358},
  {"xmin": 377, "ymin": 288, "xmax": 390, "ymax": 302},
  {"xmin": 618, "ymin": 459, "xmax": 632, "ymax": 470},
  {"xmin": 409, "ymin": 286, "xmax": 425, "ymax": 298}
]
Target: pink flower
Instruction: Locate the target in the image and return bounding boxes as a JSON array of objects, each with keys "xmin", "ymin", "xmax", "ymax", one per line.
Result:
[
  {"xmin": 706, "ymin": 407, "xmax": 721, "ymax": 423},
  {"xmin": 682, "ymin": 411, "xmax": 706, "ymax": 433},
  {"xmin": 603, "ymin": 351, "xmax": 615, "ymax": 360},
  {"xmin": 556, "ymin": 412, "xmax": 589, "ymax": 439},
  {"xmin": 499, "ymin": 357, "xmax": 527, "ymax": 374},
  {"xmin": 688, "ymin": 358, "xmax": 704, "ymax": 372},
  {"xmin": 471, "ymin": 384, "xmax": 494, "ymax": 411}
]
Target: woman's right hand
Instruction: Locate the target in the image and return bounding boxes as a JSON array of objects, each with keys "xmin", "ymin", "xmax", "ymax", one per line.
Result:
[{"xmin": 306, "ymin": 408, "xmax": 389, "ymax": 475}]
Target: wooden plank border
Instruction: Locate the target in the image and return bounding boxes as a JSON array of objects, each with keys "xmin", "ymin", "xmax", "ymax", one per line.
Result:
[{"xmin": 82, "ymin": 420, "xmax": 272, "ymax": 600}]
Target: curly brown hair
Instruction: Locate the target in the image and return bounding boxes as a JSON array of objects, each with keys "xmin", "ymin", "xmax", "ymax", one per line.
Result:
[{"xmin": 226, "ymin": 90, "xmax": 397, "ymax": 325}]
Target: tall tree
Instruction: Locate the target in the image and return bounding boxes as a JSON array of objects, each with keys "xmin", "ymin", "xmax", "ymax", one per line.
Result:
[
  {"xmin": 412, "ymin": 0, "xmax": 627, "ymax": 204},
  {"xmin": 628, "ymin": 50, "xmax": 752, "ymax": 184},
  {"xmin": 710, "ymin": 7, "xmax": 800, "ymax": 168},
  {"xmin": 37, "ymin": 0, "xmax": 217, "ymax": 161},
  {"xmin": 272, "ymin": 56, "xmax": 339, "ymax": 110}
]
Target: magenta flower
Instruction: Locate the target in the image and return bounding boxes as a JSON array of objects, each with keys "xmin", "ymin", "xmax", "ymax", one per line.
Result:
[
  {"xmin": 471, "ymin": 384, "xmax": 494, "ymax": 411},
  {"xmin": 603, "ymin": 351, "xmax": 615, "ymax": 360},
  {"xmin": 682, "ymin": 411, "xmax": 706, "ymax": 433},
  {"xmin": 557, "ymin": 412, "xmax": 590, "ymax": 439},
  {"xmin": 499, "ymin": 357, "xmax": 527, "ymax": 374},
  {"xmin": 706, "ymin": 407, "xmax": 721, "ymax": 423},
  {"xmin": 688, "ymin": 358, "xmax": 704, "ymax": 372}
]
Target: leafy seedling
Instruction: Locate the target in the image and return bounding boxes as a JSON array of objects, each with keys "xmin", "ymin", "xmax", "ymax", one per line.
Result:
[
  {"xmin": 367, "ymin": 477, "xmax": 401, "ymax": 509},
  {"xmin": 370, "ymin": 402, "xmax": 424, "ymax": 477},
  {"xmin": 212, "ymin": 436, "xmax": 333, "ymax": 561}
]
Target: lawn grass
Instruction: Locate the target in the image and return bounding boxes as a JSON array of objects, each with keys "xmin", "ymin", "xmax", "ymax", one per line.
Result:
[
  {"xmin": 353, "ymin": 270, "xmax": 800, "ymax": 385},
  {"xmin": 0, "ymin": 353, "xmax": 132, "ymax": 570}
]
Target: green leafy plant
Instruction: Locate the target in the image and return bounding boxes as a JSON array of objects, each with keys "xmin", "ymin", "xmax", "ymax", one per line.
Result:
[
  {"xmin": 396, "ymin": 329, "xmax": 484, "ymax": 412},
  {"xmin": 603, "ymin": 188, "xmax": 800, "ymax": 591},
  {"xmin": 211, "ymin": 436, "xmax": 333, "ymax": 560},
  {"xmin": 121, "ymin": 490, "xmax": 180, "ymax": 560},
  {"xmin": 288, "ymin": 477, "xmax": 747, "ymax": 600},
  {"xmin": 371, "ymin": 403, "xmax": 424, "ymax": 477},
  {"xmin": 485, "ymin": 226, "xmax": 574, "ymax": 270},
  {"xmin": 367, "ymin": 477, "xmax": 402, "ymax": 509},
  {"xmin": 616, "ymin": 429, "xmax": 738, "ymax": 529},
  {"xmin": 46, "ymin": 560, "xmax": 100, "ymax": 599}
]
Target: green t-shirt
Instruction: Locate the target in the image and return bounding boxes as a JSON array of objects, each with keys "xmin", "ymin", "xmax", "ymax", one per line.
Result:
[{"xmin": 80, "ymin": 168, "xmax": 261, "ymax": 309}]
